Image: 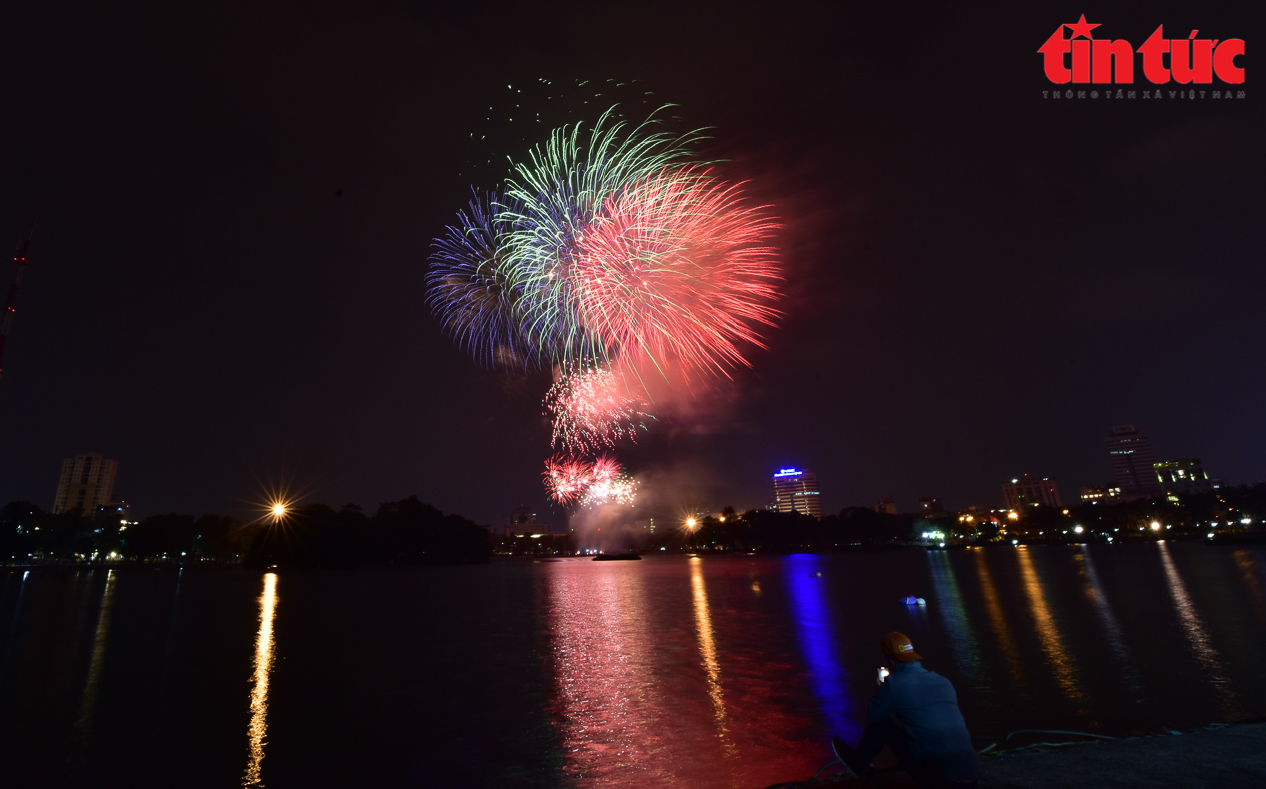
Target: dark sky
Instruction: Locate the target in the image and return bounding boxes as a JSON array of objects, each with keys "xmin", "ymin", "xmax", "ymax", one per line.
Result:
[{"xmin": 1, "ymin": 1, "xmax": 1262, "ymax": 527}]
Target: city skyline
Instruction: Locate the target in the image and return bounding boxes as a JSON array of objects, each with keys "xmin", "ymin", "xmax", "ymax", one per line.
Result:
[
  {"xmin": 20, "ymin": 418, "xmax": 1251, "ymax": 524},
  {"xmin": 0, "ymin": 2, "xmax": 1261, "ymax": 527}
]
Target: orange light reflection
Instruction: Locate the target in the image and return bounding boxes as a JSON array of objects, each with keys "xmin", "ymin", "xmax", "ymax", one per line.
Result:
[
  {"xmin": 243, "ymin": 572, "xmax": 278, "ymax": 788},
  {"xmin": 689, "ymin": 558, "xmax": 735, "ymax": 756},
  {"xmin": 1016, "ymin": 548, "xmax": 1081, "ymax": 701},
  {"xmin": 972, "ymin": 550, "xmax": 1026, "ymax": 690}
]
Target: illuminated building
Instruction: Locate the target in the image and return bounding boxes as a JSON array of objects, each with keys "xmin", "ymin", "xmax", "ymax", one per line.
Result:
[
  {"xmin": 1106, "ymin": 425, "xmax": 1163, "ymax": 499},
  {"xmin": 507, "ymin": 505, "xmax": 546, "ymax": 536},
  {"xmin": 875, "ymin": 496, "xmax": 897, "ymax": 515},
  {"xmin": 1001, "ymin": 473, "xmax": 1061, "ymax": 509},
  {"xmin": 1079, "ymin": 485, "xmax": 1121, "ymax": 504},
  {"xmin": 1154, "ymin": 458, "xmax": 1212, "ymax": 497},
  {"xmin": 53, "ymin": 453, "xmax": 117, "ymax": 515},
  {"xmin": 772, "ymin": 468, "xmax": 823, "ymax": 518}
]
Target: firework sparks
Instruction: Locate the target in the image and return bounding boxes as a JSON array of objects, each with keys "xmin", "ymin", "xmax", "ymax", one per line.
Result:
[
  {"xmin": 543, "ymin": 454, "xmax": 638, "ymax": 508},
  {"xmin": 500, "ymin": 106, "xmax": 703, "ymax": 365},
  {"xmin": 425, "ymin": 189, "xmax": 536, "ymax": 370},
  {"xmin": 543, "ymin": 455, "xmax": 594, "ymax": 505},
  {"xmin": 581, "ymin": 455, "xmax": 638, "ymax": 507},
  {"xmin": 428, "ymin": 103, "xmax": 783, "ymax": 503},
  {"xmin": 544, "ymin": 363, "xmax": 653, "ymax": 453},
  {"xmin": 573, "ymin": 165, "xmax": 781, "ymax": 380}
]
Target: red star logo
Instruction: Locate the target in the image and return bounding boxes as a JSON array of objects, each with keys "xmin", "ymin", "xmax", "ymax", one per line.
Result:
[{"xmin": 1066, "ymin": 14, "xmax": 1100, "ymax": 39}]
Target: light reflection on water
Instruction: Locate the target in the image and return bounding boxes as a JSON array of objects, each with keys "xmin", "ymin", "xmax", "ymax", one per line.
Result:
[
  {"xmin": 243, "ymin": 572, "xmax": 278, "ymax": 788},
  {"xmin": 972, "ymin": 549, "xmax": 1027, "ymax": 692},
  {"xmin": 545, "ymin": 562, "xmax": 671, "ymax": 785},
  {"xmin": 689, "ymin": 557, "xmax": 735, "ymax": 755},
  {"xmin": 1015, "ymin": 548, "xmax": 1082, "ymax": 702},
  {"xmin": 74, "ymin": 570, "xmax": 116, "ymax": 747},
  {"xmin": 2, "ymin": 544, "xmax": 1265, "ymax": 787},
  {"xmin": 1073, "ymin": 547, "xmax": 1141, "ymax": 695},
  {"xmin": 785, "ymin": 554, "xmax": 859, "ymax": 741},
  {"xmin": 1156, "ymin": 543, "xmax": 1233, "ymax": 710},
  {"xmin": 928, "ymin": 551, "xmax": 983, "ymax": 686}
]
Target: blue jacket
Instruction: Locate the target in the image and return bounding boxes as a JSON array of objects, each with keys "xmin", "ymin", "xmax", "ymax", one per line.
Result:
[{"xmin": 866, "ymin": 661, "xmax": 974, "ymax": 761}]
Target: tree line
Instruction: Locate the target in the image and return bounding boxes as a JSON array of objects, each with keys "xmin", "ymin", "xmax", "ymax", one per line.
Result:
[
  {"xmin": 644, "ymin": 484, "xmax": 1266, "ymax": 552},
  {"xmin": 0, "ymin": 495, "xmax": 491, "ymax": 567}
]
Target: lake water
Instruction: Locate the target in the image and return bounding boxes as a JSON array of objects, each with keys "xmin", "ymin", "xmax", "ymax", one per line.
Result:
[{"xmin": 2, "ymin": 542, "xmax": 1265, "ymax": 788}]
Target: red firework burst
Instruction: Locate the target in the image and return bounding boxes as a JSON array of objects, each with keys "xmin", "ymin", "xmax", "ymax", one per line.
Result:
[
  {"xmin": 543, "ymin": 455, "xmax": 594, "ymax": 505},
  {"xmin": 572, "ymin": 166, "xmax": 782, "ymax": 381}
]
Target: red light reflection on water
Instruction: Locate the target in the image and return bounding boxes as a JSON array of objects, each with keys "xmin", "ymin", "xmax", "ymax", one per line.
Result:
[
  {"xmin": 544, "ymin": 560, "xmax": 825, "ymax": 788},
  {"xmin": 545, "ymin": 562, "xmax": 691, "ymax": 786}
]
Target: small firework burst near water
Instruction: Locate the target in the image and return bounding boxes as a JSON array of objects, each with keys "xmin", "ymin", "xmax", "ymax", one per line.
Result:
[
  {"xmin": 544, "ymin": 364, "xmax": 652, "ymax": 454},
  {"xmin": 581, "ymin": 455, "xmax": 638, "ymax": 507},
  {"xmin": 543, "ymin": 454, "xmax": 638, "ymax": 507},
  {"xmin": 543, "ymin": 455, "xmax": 593, "ymax": 505}
]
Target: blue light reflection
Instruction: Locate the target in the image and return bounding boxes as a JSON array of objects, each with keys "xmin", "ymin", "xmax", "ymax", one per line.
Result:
[{"xmin": 785, "ymin": 555, "xmax": 859, "ymax": 739}]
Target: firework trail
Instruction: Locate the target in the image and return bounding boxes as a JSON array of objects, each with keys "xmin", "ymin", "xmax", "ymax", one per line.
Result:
[{"xmin": 544, "ymin": 363, "xmax": 652, "ymax": 454}]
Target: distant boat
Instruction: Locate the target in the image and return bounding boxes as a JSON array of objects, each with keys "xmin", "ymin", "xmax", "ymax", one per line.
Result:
[{"xmin": 593, "ymin": 553, "xmax": 642, "ymax": 561}]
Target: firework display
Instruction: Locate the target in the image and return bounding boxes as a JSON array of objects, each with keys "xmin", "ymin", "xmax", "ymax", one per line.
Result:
[
  {"xmin": 543, "ymin": 454, "xmax": 638, "ymax": 508},
  {"xmin": 428, "ymin": 100, "xmax": 782, "ymax": 507},
  {"xmin": 573, "ymin": 165, "xmax": 780, "ymax": 379},
  {"xmin": 581, "ymin": 456, "xmax": 638, "ymax": 507},
  {"xmin": 544, "ymin": 363, "xmax": 652, "ymax": 454},
  {"xmin": 543, "ymin": 455, "xmax": 595, "ymax": 506},
  {"xmin": 426, "ymin": 189, "xmax": 535, "ymax": 370}
]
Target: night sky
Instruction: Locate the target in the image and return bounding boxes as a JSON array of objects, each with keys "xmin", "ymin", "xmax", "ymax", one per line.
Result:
[{"xmin": 1, "ymin": 1, "xmax": 1262, "ymax": 528}]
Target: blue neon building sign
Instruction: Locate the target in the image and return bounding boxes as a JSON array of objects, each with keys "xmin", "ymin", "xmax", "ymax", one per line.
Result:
[{"xmin": 774, "ymin": 468, "xmax": 803, "ymax": 477}]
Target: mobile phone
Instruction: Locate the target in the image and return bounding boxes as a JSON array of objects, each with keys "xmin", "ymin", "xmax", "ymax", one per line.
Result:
[{"xmin": 877, "ymin": 666, "xmax": 889, "ymax": 683}]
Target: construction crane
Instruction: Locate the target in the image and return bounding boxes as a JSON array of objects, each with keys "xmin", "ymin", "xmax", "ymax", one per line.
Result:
[{"xmin": 0, "ymin": 222, "xmax": 35, "ymax": 381}]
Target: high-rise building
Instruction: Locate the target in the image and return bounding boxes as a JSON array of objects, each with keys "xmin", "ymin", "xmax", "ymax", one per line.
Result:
[
  {"xmin": 772, "ymin": 468, "xmax": 823, "ymax": 518},
  {"xmin": 918, "ymin": 497, "xmax": 943, "ymax": 514},
  {"xmin": 875, "ymin": 496, "xmax": 897, "ymax": 515},
  {"xmin": 53, "ymin": 453, "xmax": 117, "ymax": 515},
  {"xmin": 1001, "ymin": 474, "xmax": 1061, "ymax": 509},
  {"xmin": 1105, "ymin": 425, "xmax": 1163, "ymax": 499},
  {"xmin": 1154, "ymin": 458, "xmax": 1212, "ymax": 497}
]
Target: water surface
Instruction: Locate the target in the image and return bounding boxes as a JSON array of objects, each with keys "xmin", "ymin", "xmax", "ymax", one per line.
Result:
[{"xmin": 1, "ymin": 542, "xmax": 1264, "ymax": 787}]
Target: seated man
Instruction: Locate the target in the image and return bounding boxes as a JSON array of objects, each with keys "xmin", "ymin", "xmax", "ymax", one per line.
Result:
[{"xmin": 833, "ymin": 632, "xmax": 977, "ymax": 788}]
